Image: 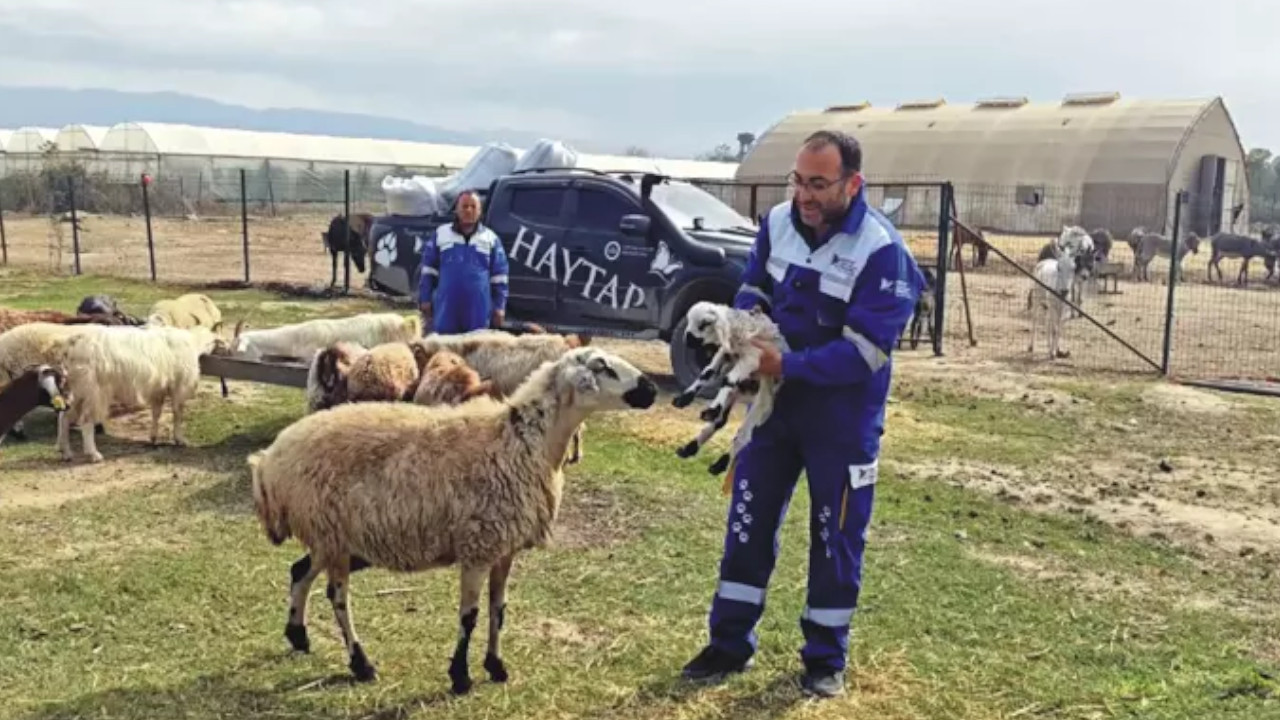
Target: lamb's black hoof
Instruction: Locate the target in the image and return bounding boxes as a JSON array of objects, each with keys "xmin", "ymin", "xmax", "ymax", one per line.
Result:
[
  {"xmin": 284, "ymin": 622, "xmax": 310, "ymax": 653},
  {"xmin": 699, "ymin": 405, "xmax": 722, "ymax": 422},
  {"xmin": 484, "ymin": 653, "xmax": 509, "ymax": 683},
  {"xmin": 6, "ymin": 429, "xmax": 27, "ymax": 442},
  {"xmin": 349, "ymin": 644, "xmax": 377, "ymax": 682},
  {"xmin": 708, "ymin": 454, "xmax": 730, "ymax": 474},
  {"xmin": 676, "ymin": 441, "xmax": 699, "ymax": 459},
  {"xmin": 672, "ymin": 392, "xmax": 695, "ymax": 409}
]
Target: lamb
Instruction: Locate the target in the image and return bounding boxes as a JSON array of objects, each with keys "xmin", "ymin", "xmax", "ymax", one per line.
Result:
[
  {"xmin": 0, "ymin": 307, "xmax": 133, "ymax": 335},
  {"xmin": 304, "ymin": 341, "xmax": 368, "ymax": 413},
  {"xmin": 57, "ymin": 324, "xmax": 225, "ymax": 463},
  {"xmin": 900, "ymin": 265, "xmax": 936, "ymax": 350},
  {"xmin": 146, "ymin": 293, "xmax": 223, "ymax": 331},
  {"xmin": 0, "ymin": 364, "xmax": 70, "ymax": 449},
  {"xmin": 1027, "ymin": 226, "xmax": 1089, "ymax": 360},
  {"xmin": 231, "ymin": 312, "xmax": 421, "ymax": 363},
  {"xmin": 670, "ymin": 301, "xmax": 788, "ymax": 480},
  {"xmin": 1129, "ymin": 227, "xmax": 1200, "ymax": 282},
  {"xmin": 247, "ymin": 346, "xmax": 657, "ymax": 690},
  {"xmin": 0, "ymin": 322, "xmax": 105, "ymax": 442},
  {"xmin": 1206, "ymin": 231, "xmax": 1279, "ymax": 286},
  {"xmin": 412, "ymin": 350, "xmax": 502, "ymax": 407}
]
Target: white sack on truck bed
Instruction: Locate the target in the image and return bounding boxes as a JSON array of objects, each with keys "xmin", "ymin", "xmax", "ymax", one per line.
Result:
[
  {"xmin": 513, "ymin": 138, "xmax": 578, "ymax": 173},
  {"xmin": 437, "ymin": 142, "xmax": 521, "ymax": 203},
  {"xmin": 382, "ymin": 175, "xmax": 442, "ymax": 217}
]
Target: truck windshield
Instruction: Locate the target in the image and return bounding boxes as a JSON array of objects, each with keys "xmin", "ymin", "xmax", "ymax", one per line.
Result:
[{"xmin": 644, "ymin": 181, "xmax": 756, "ymax": 232}]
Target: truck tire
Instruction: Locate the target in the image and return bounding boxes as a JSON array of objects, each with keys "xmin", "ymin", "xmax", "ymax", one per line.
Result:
[{"xmin": 668, "ymin": 315, "xmax": 717, "ymax": 396}]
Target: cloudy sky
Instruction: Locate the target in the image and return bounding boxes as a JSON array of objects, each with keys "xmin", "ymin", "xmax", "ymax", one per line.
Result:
[{"xmin": 0, "ymin": 0, "xmax": 1274, "ymax": 157}]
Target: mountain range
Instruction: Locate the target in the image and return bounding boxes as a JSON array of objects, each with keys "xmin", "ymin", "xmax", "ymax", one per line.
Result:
[{"xmin": 0, "ymin": 85, "xmax": 608, "ymax": 153}]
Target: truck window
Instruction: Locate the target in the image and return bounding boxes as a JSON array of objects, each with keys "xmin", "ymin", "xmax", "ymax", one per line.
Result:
[
  {"xmin": 577, "ymin": 188, "xmax": 637, "ymax": 231},
  {"xmin": 509, "ymin": 187, "xmax": 567, "ymax": 225}
]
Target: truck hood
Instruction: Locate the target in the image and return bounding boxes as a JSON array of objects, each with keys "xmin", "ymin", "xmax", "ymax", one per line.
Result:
[{"xmin": 687, "ymin": 228, "xmax": 756, "ymax": 259}]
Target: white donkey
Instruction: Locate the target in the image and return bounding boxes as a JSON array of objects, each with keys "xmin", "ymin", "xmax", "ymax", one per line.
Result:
[{"xmin": 1028, "ymin": 225, "xmax": 1090, "ymax": 360}]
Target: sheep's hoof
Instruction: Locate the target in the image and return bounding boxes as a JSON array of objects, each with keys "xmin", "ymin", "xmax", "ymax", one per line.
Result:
[
  {"xmin": 449, "ymin": 662, "xmax": 472, "ymax": 695},
  {"xmin": 675, "ymin": 441, "xmax": 699, "ymax": 459},
  {"xmin": 174, "ymin": 436, "xmax": 189, "ymax": 448},
  {"xmin": 6, "ymin": 429, "xmax": 27, "ymax": 442},
  {"xmin": 672, "ymin": 392, "xmax": 695, "ymax": 409},
  {"xmin": 349, "ymin": 644, "xmax": 377, "ymax": 682},
  {"xmin": 284, "ymin": 622, "xmax": 310, "ymax": 653},
  {"xmin": 484, "ymin": 653, "xmax": 509, "ymax": 683},
  {"xmin": 88, "ymin": 452, "xmax": 104, "ymax": 464},
  {"xmin": 699, "ymin": 405, "xmax": 723, "ymax": 423}
]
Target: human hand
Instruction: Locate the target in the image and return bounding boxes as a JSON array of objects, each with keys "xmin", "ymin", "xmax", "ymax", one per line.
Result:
[
  {"xmin": 751, "ymin": 338, "xmax": 782, "ymax": 379},
  {"xmin": 419, "ymin": 302, "xmax": 432, "ymax": 316},
  {"xmin": 492, "ymin": 310, "xmax": 505, "ymax": 328}
]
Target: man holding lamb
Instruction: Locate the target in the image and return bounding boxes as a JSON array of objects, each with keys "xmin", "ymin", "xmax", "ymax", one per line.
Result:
[
  {"xmin": 417, "ymin": 190, "xmax": 510, "ymax": 334},
  {"xmin": 680, "ymin": 130, "xmax": 927, "ymax": 698}
]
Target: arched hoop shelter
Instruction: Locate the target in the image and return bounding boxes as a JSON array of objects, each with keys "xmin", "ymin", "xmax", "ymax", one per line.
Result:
[
  {"xmin": 736, "ymin": 94, "xmax": 1249, "ymax": 237},
  {"xmin": 4, "ymin": 127, "xmax": 59, "ymax": 172}
]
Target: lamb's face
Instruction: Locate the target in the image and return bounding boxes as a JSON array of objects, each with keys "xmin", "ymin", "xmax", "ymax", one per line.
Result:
[
  {"xmin": 683, "ymin": 302, "xmax": 726, "ymax": 350},
  {"xmin": 560, "ymin": 348, "xmax": 656, "ymax": 411},
  {"xmin": 33, "ymin": 364, "xmax": 70, "ymax": 413}
]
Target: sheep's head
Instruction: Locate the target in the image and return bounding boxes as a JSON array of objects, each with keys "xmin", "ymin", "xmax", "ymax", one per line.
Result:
[
  {"xmin": 307, "ymin": 342, "xmax": 365, "ymax": 411},
  {"xmin": 557, "ymin": 347, "xmax": 656, "ymax": 411},
  {"xmin": 28, "ymin": 364, "xmax": 71, "ymax": 414},
  {"xmin": 683, "ymin": 301, "xmax": 729, "ymax": 351},
  {"xmin": 1185, "ymin": 232, "xmax": 1201, "ymax": 254}
]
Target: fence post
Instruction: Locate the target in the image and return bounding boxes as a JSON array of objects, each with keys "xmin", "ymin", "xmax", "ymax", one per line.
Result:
[
  {"xmin": 69, "ymin": 178, "xmax": 82, "ymax": 276},
  {"xmin": 240, "ymin": 168, "xmax": 250, "ymax": 284},
  {"xmin": 1160, "ymin": 190, "xmax": 1186, "ymax": 375},
  {"xmin": 931, "ymin": 182, "xmax": 952, "ymax": 356},
  {"xmin": 141, "ymin": 174, "xmax": 157, "ymax": 282},
  {"xmin": 0, "ymin": 185, "xmax": 7, "ymax": 265},
  {"xmin": 343, "ymin": 169, "xmax": 352, "ymax": 293}
]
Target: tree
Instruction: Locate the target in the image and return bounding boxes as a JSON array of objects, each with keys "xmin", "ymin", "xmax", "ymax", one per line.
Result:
[
  {"xmin": 623, "ymin": 146, "xmax": 652, "ymax": 157},
  {"xmin": 696, "ymin": 143, "xmax": 738, "ymax": 162}
]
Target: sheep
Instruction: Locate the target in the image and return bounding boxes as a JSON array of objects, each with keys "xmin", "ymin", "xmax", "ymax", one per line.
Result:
[
  {"xmin": 247, "ymin": 346, "xmax": 657, "ymax": 690},
  {"xmin": 231, "ymin": 312, "xmax": 420, "ymax": 363},
  {"xmin": 411, "ymin": 350, "xmax": 503, "ymax": 407},
  {"xmin": 56, "ymin": 324, "xmax": 225, "ymax": 463},
  {"xmin": 1130, "ymin": 227, "xmax": 1200, "ymax": 282},
  {"xmin": 305, "ymin": 341, "xmax": 428, "ymax": 413},
  {"xmin": 304, "ymin": 341, "xmax": 368, "ymax": 413},
  {"xmin": 670, "ymin": 301, "xmax": 788, "ymax": 480},
  {"xmin": 322, "ymin": 212, "xmax": 375, "ymax": 287},
  {"xmin": 900, "ymin": 265, "xmax": 936, "ymax": 350},
  {"xmin": 77, "ymin": 295, "xmax": 145, "ymax": 325},
  {"xmin": 1027, "ymin": 226, "xmax": 1089, "ymax": 360},
  {"xmin": 146, "ymin": 293, "xmax": 223, "ymax": 331},
  {"xmin": 409, "ymin": 328, "xmax": 589, "ymax": 464},
  {"xmin": 0, "ymin": 364, "xmax": 70, "ymax": 449},
  {"xmin": 0, "ymin": 322, "xmax": 106, "ymax": 442},
  {"xmin": 0, "ymin": 307, "xmax": 133, "ymax": 335},
  {"xmin": 1089, "ymin": 228, "xmax": 1114, "ymax": 263}
]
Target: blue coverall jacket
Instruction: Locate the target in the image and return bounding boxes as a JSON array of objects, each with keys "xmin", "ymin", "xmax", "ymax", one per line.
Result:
[
  {"xmin": 417, "ymin": 222, "xmax": 510, "ymax": 335},
  {"xmin": 705, "ymin": 189, "xmax": 926, "ymax": 674}
]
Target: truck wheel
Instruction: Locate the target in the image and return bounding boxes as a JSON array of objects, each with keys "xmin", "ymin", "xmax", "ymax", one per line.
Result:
[{"xmin": 668, "ymin": 315, "xmax": 717, "ymax": 397}]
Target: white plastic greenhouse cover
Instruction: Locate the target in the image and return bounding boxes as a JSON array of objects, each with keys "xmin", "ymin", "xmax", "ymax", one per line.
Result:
[
  {"xmin": 7, "ymin": 127, "xmax": 59, "ymax": 154},
  {"xmin": 0, "ymin": 129, "xmax": 13, "ymax": 152},
  {"xmin": 56, "ymin": 124, "xmax": 109, "ymax": 152}
]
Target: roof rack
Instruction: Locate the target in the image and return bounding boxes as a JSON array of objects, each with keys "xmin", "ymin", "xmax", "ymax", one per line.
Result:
[
  {"xmin": 975, "ymin": 96, "xmax": 1029, "ymax": 109},
  {"xmin": 896, "ymin": 97, "xmax": 946, "ymax": 111},
  {"xmin": 509, "ymin": 166, "xmax": 607, "ymax": 177},
  {"xmin": 823, "ymin": 102, "xmax": 871, "ymax": 113},
  {"xmin": 1062, "ymin": 91, "xmax": 1120, "ymax": 107}
]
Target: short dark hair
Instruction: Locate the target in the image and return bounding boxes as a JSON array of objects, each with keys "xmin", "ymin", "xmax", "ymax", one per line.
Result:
[{"xmin": 802, "ymin": 130, "xmax": 862, "ymax": 175}]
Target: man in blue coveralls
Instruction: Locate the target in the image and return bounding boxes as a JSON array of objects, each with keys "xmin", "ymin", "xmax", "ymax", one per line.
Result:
[
  {"xmin": 418, "ymin": 190, "xmax": 510, "ymax": 334},
  {"xmin": 680, "ymin": 130, "xmax": 926, "ymax": 698}
]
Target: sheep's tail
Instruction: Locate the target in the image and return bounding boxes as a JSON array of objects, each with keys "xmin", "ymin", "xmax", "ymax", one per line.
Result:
[{"xmin": 248, "ymin": 450, "xmax": 290, "ymax": 546}]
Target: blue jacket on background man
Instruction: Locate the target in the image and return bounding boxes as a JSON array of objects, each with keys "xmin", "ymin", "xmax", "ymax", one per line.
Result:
[
  {"xmin": 417, "ymin": 221, "xmax": 509, "ymax": 334},
  {"xmin": 702, "ymin": 186, "xmax": 925, "ymax": 682}
]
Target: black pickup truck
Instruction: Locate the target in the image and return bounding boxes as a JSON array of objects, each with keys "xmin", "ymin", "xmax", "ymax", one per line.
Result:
[{"xmin": 366, "ymin": 168, "xmax": 759, "ymax": 388}]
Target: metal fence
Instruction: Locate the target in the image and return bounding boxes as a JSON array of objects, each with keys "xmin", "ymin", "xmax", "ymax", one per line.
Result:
[{"xmin": 2, "ymin": 171, "xmax": 1277, "ymax": 391}]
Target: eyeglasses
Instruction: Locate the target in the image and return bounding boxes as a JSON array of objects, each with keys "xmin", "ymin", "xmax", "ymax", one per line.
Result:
[{"xmin": 786, "ymin": 170, "xmax": 851, "ymax": 193}]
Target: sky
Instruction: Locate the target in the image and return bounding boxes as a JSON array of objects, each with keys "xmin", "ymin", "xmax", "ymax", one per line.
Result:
[{"xmin": 0, "ymin": 0, "xmax": 1276, "ymax": 158}]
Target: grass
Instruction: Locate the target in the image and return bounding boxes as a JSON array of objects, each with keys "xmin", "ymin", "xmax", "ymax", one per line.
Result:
[{"xmin": 2, "ymin": 268, "xmax": 1280, "ymax": 719}]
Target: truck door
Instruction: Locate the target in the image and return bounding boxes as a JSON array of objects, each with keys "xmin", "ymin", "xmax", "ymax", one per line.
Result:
[
  {"xmin": 559, "ymin": 179, "xmax": 661, "ymax": 327},
  {"xmin": 485, "ymin": 178, "xmax": 572, "ymax": 321}
]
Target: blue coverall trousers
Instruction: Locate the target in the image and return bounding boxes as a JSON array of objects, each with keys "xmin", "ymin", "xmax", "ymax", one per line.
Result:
[{"xmin": 706, "ymin": 384, "xmax": 878, "ymax": 674}]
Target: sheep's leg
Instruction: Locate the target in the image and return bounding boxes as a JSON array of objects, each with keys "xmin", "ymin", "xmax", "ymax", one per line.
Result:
[
  {"xmin": 1027, "ymin": 296, "xmax": 1038, "ymax": 354},
  {"xmin": 8, "ymin": 420, "xmax": 26, "ymax": 442},
  {"xmin": 327, "ymin": 565, "xmax": 376, "ymax": 682},
  {"xmin": 483, "ymin": 554, "xmax": 515, "ymax": 684},
  {"xmin": 674, "ymin": 348, "xmax": 729, "ymax": 408},
  {"xmin": 449, "ymin": 565, "xmax": 489, "ymax": 695},
  {"xmin": 148, "ymin": 401, "xmax": 163, "ymax": 446},
  {"xmin": 701, "ymin": 358, "xmax": 753, "ymax": 422},
  {"xmin": 56, "ymin": 412, "xmax": 73, "ymax": 461},
  {"xmin": 677, "ymin": 398, "xmax": 733, "ymax": 459},
  {"xmin": 80, "ymin": 419, "xmax": 103, "ymax": 463},
  {"xmin": 284, "ymin": 554, "xmax": 321, "ymax": 653},
  {"xmin": 171, "ymin": 397, "xmax": 188, "ymax": 447}
]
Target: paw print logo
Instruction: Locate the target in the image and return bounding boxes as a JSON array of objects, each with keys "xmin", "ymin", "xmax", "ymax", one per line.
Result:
[{"xmin": 374, "ymin": 233, "xmax": 397, "ymax": 267}]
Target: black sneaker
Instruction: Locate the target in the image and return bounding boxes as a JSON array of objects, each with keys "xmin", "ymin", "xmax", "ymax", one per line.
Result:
[
  {"xmin": 800, "ymin": 669, "xmax": 845, "ymax": 698},
  {"xmin": 680, "ymin": 644, "xmax": 753, "ymax": 682}
]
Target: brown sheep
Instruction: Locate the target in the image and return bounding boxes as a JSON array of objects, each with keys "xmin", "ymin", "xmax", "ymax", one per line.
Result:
[
  {"xmin": 411, "ymin": 350, "xmax": 503, "ymax": 407},
  {"xmin": 248, "ymin": 347, "xmax": 657, "ymax": 691}
]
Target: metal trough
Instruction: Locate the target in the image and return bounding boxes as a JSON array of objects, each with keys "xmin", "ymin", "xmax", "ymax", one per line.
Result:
[{"xmin": 200, "ymin": 354, "xmax": 309, "ymax": 389}]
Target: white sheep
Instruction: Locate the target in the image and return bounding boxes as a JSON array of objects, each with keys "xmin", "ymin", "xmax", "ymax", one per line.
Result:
[
  {"xmin": 247, "ymin": 347, "xmax": 658, "ymax": 691},
  {"xmin": 231, "ymin": 312, "xmax": 420, "ymax": 363},
  {"xmin": 670, "ymin": 301, "xmax": 788, "ymax": 479},
  {"xmin": 1028, "ymin": 226, "xmax": 1089, "ymax": 360},
  {"xmin": 57, "ymin": 324, "xmax": 224, "ymax": 462},
  {"xmin": 147, "ymin": 293, "xmax": 223, "ymax": 331}
]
